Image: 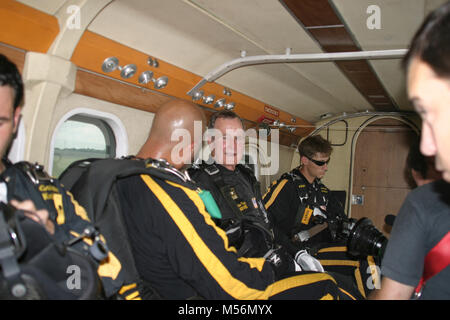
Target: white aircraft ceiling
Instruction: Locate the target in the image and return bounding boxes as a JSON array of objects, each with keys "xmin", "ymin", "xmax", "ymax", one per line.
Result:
[{"xmin": 18, "ymin": 0, "xmax": 448, "ymax": 122}]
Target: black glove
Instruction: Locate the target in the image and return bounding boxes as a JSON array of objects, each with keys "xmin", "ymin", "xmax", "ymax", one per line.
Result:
[{"xmin": 264, "ymin": 246, "xmax": 298, "ymax": 280}]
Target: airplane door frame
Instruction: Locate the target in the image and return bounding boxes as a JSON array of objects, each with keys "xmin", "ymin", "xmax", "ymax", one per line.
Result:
[{"xmin": 347, "ymin": 116, "xmax": 420, "ymax": 233}]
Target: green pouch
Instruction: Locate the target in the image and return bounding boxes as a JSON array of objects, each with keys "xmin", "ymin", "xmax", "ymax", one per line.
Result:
[{"xmin": 197, "ymin": 189, "xmax": 222, "ymax": 219}]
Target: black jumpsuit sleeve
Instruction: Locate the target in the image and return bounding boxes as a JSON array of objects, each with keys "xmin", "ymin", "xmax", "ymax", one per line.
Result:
[{"xmin": 263, "ymin": 178, "xmax": 300, "ymax": 255}]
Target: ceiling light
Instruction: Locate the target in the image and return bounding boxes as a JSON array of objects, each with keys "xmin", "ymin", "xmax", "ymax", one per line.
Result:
[
  {"xmin": 138, "ymin": 71, "xmax": 154, "ymax": 84},
  {"xmin": 192, "ymin": 90, "xmax": 204, "ymax": 101},
  {"xmin": 147, "ymin": 56, "xmax": 159, "ymax": 68},
  {"xmin": 101, "ymin": 57, "xmax": 119, "ymax": 73},
  {"xmin": 101, "ymin": 56, "xmax": 167, "ymax": 88},
  {"xmin": 224, "ymin": 102, "xmax": 235, "ymax": 110},
  {"xmin": 153, "ymin": 76, "xmax": 168, "ymax": 89},
  {"xmin": 120, "ymin": 64, "xmax": 137, "ymax": 79},
  {"xmin": 138, "ymin": 71, "xmax": 168, "ymax": 89},
  {"xmin": 203, "ymin": 95, "xmax": 215, "ymax": 104},
  {"xmin": 214, "ymin": 98, "xmax": 226, "ymax": 108}
]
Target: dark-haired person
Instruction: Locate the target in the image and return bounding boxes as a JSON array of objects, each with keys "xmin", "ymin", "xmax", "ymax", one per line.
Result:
[
  {"xmin": 263, "ymin": 135, "xmax": 337, "ymax": 255},
  {"xmin": 405, "ymin": 137, "xmax": 442, "ymax": 188},
  {"xmin": 371, "ymin": 2, "xmax": 450, "ymax": 300},
  {"xmin": 264, "ymin": 135, "xmax": 378, "ymax": 299},
  {"xmin": 0, "ymin": 54, "xmax": 123, "ymax": 299}
]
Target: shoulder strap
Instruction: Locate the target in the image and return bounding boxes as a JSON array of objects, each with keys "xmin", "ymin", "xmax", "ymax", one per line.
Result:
[
  {"xmin": 62, "ymin": 158, "xmax": 196, "ymax": 221},
  {"xmin": 58, "ymin": 158, "xmax": 102, "ymax": 190},
  {"xmin": 414, "ymin": 231, "xmax": 450, "ymax": 297},
  {"xmin": 236, "ymin": 164, "xmax": 271, "ymax": 223},
  {"xmin": 202, "ymin": 163, "xmax": 268, "ymax": 222},
  {"xmin": 236, "ymin": 164, "xmax": 256, "ymax": 183},
  {"xmin": 13, "ymin": 162, "xmax": 53, "ymax": 185},
  {"xmin": 202, "ymin": 164, "xmax": 244, "ymax": 219},
  {"xmin": 201, "ymin": 164, "xmax": 274, "ymax": 247}
]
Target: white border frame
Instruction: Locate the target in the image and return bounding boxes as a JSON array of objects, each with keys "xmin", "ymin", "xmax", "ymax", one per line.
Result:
[{"xmin": 48, "ymin": 107, "xmax": 129, "ymax": 175}]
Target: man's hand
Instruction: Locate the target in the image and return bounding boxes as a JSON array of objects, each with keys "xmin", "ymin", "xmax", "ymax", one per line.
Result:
[{"xmin": 10, "ymin": 199, "xmax": 55, "ymax": 235}]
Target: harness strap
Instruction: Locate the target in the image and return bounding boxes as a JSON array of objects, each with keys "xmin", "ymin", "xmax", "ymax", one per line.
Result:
[
  {"xmin": 204, "ymin": 164, "xmax": 244, "ymax": 219},
  {"xmin": 414, "ymin": 231, "xmax": 450, "ymax": 297},
  {"xmin": 202, "ymin": 164, "xmax": 274, "ymax": 254}
]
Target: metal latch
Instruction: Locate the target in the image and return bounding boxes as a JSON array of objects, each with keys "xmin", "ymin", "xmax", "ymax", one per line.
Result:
[{"xmin": 351, "ymin": 194, "xmax": 364, "ymax": 205}]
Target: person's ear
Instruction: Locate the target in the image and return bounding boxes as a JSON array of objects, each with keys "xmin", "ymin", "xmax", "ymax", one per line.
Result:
[
  {"xmin": 300, "ymin": 155, "xmax": 308, "ymax": 166},
  {"xmin": 411, "ymin": 169, "xmax": 422, "ymax": 186},
  {"xmin": 205, "ymin": 128, "xmax": 217, "ymax": 146}
]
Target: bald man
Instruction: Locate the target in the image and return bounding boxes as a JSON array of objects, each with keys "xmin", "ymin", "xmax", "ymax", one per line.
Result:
[
  {"xmin": 115, "ymin": 99, "xmax": 345, "ymax": 300},
  {"xmin": 136, "ymin": 99, "xmax": 206, "ymax": 166}
]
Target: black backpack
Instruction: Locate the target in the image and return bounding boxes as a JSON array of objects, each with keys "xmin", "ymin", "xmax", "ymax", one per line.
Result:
[
  {"xmin": 0, "ymin": 162, "xmax": 101, "ymax": 300},
  {"xmin": 59, "ymin": 157, "xmax": 189, "ymax": 299}
]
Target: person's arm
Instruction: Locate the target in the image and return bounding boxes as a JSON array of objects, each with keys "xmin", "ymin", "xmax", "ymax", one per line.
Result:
[
  {"xmin": 373, "ymin": 189, "xmax": 427, "ymax": 299},
  {"xmin": 264, "ymin": 178, "xmax": 301, "ymax": 255},
  {"xmin": 369, "ymin": 277, "xmax": 415, "ymax": 300}
]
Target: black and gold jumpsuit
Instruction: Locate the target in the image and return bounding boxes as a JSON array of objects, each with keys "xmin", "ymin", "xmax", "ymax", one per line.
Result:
[{"xmin": 116, "ymin": 165, "xmax": 342, "ymax": 300}]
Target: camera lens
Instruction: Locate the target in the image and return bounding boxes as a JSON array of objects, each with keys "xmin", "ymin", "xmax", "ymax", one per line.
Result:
[{"xmin": 347, "ymin": 218, "xmax": 387, "ymax": 258}]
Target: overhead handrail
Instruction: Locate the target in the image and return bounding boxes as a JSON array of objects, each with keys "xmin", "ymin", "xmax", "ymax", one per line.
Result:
[{"xmin": 187, "ymin": 49, "xmax": 408, "ymax": 96}]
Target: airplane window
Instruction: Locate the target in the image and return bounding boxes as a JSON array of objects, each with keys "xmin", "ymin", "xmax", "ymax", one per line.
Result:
[{"xmin": 52, "ymin": 114, "xmax": 116, "ymax": 177}]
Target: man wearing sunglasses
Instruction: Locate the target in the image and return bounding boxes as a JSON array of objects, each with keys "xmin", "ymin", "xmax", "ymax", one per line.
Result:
[
  {"xmin": 264, "ymin": 135, "xmax": 336, "ymax": 255},
  {"xmin": 264, "ymin": 135, "xmax": 375, "ymax": 298}
]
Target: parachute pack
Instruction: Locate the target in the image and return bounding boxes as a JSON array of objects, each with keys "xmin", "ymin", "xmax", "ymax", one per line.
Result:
[{"xmin": 59, "ymin": 157, "xmax": 201, "ymax": 300}]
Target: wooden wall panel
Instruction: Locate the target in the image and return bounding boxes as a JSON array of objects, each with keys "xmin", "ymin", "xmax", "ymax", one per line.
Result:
[
  {"xmin": 0, "ymin": 0, "xmax": 59, "ymax": 53},
  {"xmin": 0, "ymin": 43, "xmax": 25, "ymax": 73},
  {"xmin": 75, "ymin": 70, "xmax": 172, "ymax": 114}
]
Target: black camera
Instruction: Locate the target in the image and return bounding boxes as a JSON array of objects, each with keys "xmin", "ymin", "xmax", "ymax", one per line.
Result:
[{"xmin": 327, "ymin": 214, "xmax": 387, "ymax": 258}]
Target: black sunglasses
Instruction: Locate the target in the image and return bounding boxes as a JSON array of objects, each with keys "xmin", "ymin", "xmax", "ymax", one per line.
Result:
[{"xmin": 305, "ymin": 155, "xmax": 330, "ymax": 166}]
